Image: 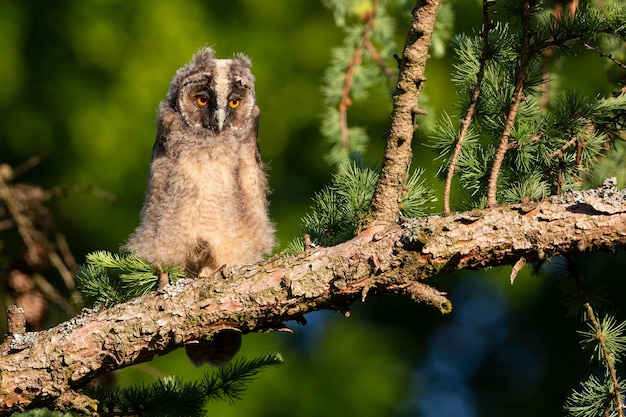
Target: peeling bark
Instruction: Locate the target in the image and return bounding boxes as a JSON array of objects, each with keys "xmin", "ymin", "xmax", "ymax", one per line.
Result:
[{"xmin": 2, "ymin": 196, "xmax": 626, "ymax": 415}]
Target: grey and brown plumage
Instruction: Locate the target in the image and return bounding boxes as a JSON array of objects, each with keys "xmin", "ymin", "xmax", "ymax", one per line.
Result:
[{"xmin": 124, "ymin": 47, "xmax": 275, "ymax": 365}]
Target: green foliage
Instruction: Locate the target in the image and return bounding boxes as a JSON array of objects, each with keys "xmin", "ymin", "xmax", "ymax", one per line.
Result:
[
  {"xmin": 543, "ymin": 255, "xmax": 609, "ymax": 319},
  {"xmin": 77, "ymin": 251, "xmax": 184, "ymax": 306},
  {"xmin": 564, "ymin": 373, "xmax": 622, "ymax": 417},
  {"xmin": 289, "ymin": 153, "xmax": 435, "ymax": 252},
  {"xmin": 541, "ymin": 254, "xmax": 626, "ymax": 417},
  {"xmin": 579, "ymin": 315, "xmax": 626, "ymax": 365},
  {"xmin": 430, "ymin": 1, "xmax": 626, "ymax": 208},
  {"xmin": 89, "ymin": 352, "xmax": 283, "ymax": 417},
  {"xmin": 321, "ymin": 0, "xmax": 410, "ymax": 166}
]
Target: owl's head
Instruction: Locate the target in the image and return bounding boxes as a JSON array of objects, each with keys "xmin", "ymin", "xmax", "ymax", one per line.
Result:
[{"xmin": 164, "ymin": 47, "xmax": 257, "ymax": 135}]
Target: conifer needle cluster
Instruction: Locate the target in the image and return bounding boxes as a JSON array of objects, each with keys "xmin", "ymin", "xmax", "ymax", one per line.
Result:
[
  {"xmin": 77, "ymin": 251, "xmax": 184, "ymax": 306},
  {"xmin": 431, "ymin": 1, "xmax": 626, "ymax": 212},
  {"xmin": 287, "ymin": 153, "xmax": 436, "ymax": 254}
]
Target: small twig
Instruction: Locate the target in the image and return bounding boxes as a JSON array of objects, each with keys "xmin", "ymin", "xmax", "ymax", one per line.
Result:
[
  {"xmin": 391, "ymin": 281, "xmax": 451, "ymax": 313},
  {"xmin": 6, "ymin": 305, "xmax": 26, "ymax": 334},
  {"xmin": 56, "ymin": 234, "xmax": 80, "ymax": 281},
  {"xmin": 47, "ymin": 249, "xmax": 83, "ymax": 307},
  {"xmin": 364, "ymin": 38, "xmax": 398, "ymax": 82},
  {"xmin": 510, "ymin": 256, "xmax": 527, "ymax": 284},
  {"xmin": 583, "ymin": 42, "xmax": 626, "ymax": 71},
  {"xmin": 339, "ymin": 0, "xmax": 379, "ymax": 152},
  {"xmin": 157, "ymin": 269, "xmax": 170, "ymax": 289},
  {"xmin": 48, "ymin": 251, "xmax": 76, "ymax": 292},
  {"xmin": 303, "ymin": 234, "xmax": 313, "ymax": 251},
  {"xmin": 486, "ymin": 0, "xmax": 532, "ymax": 207},
  {"xmin": 443, "ymin": 0, "xmax": 493, "ymax": 215},
  {"xmin": 548, "ymin": 136, "xmax": 579, "ymax": 160},
  {"xmin": 32, "ymin": 274, "xmax": 78, "ymax": 317},
  {"xmin": 11, "ymin": 156, "xmax": 42, "ymax": 178}
]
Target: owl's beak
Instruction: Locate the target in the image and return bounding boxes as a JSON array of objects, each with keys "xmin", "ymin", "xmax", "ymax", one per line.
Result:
[{"xmin": 216, "ymin": 108, "xmax": 226, "ymax": 132}]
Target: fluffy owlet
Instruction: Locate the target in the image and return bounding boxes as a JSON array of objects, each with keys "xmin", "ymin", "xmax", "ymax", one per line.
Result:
[{"xmin": 124, "ymin": 47, "xmax": 275, "ymax": 366}]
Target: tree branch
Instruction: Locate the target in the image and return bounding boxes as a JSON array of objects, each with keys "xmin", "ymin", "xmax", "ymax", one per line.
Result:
[
  {"xmin": 2, "ymin": 182, "xmax": 626, "ymax": 415},
  {"xmin": 339, "ymin": 0, "xmax": 380, "ymax": 152},
  {"xmin": 443, "ymin": 0, "xmax": 493, "ymax": 215},
  {"xmin": 486, "ymin": 0, "xmax": 532, "ymax": 207},
  {"xmin": 573, "ymin": 270, "xmax": 625, "ymax": 417},
  {"xmin": 360, "ymin": 0, "xmax": 440, "ymax": 230}
]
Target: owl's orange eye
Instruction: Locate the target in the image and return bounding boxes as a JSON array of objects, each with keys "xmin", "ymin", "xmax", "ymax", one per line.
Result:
[
  {"xmin": 196, "ymin": 95, "xmax": 209, "ymax": 106},
  {"xmin": 229, "ymin": 98, "xmax": 241, "ymax": 109}
]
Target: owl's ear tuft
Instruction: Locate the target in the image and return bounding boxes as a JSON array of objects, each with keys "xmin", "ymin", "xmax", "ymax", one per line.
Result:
[
  {"xmin": 166, "ymin": 48, "xmax": 216, "ymax": 104},
  {"xmin": 233, "ymin": 53, "xmax": 252, "ymax": 68},
  {"xmin": 192, "ymin": 47, "xmax": 216, "ymax": 67},
  {"xmin": 231, "ymin": 54, "xmax": 255, "ymax": 87}
]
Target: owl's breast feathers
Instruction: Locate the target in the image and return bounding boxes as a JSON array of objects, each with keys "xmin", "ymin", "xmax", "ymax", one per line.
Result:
[{"xmin": 126, "ymin": 109, "xmax": 273, "ymax": 273}]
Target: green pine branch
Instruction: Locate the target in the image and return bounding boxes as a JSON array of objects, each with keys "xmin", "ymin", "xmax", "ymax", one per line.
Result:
[
  {"xmin": 77, "ymin": 251, "xmax": 184, "ymax": 306},
  {"xmin": 540, "ymin": 254, "xmax": 626, "ymax": 417},
  {"xmin": 565, "ymin": 373, "xmax": 622, "ymax": 417},
  {"xmin": 431, "ymin": 0, "xmax": 626, "ymax": 211},
  {"xmin": 288, "ymin": 153, "xmax": 436, "ymax": 253},
  {"xmin": 321, "ymin": 0, "xmax": 412, "ymax": 166},
  {"xmin": 88, "ymin": 352, "xmax": 283, "ymax": 417}
]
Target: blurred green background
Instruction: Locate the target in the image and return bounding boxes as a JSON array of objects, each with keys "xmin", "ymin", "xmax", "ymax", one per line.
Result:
[{"xmin": 1, "ymin": 1, "xmax": 625, "ymax": 416}]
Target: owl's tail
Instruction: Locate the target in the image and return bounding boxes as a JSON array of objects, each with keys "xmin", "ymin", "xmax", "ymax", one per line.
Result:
[{"xmin": 185, "ymin": 329, "xmax": 242, "ymax": 367}]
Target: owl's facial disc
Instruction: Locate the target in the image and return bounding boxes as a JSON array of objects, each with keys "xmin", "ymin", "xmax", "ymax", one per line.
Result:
[{"xmin": 177, "ymin": 57, "xmax": 253, "ymax": 133}]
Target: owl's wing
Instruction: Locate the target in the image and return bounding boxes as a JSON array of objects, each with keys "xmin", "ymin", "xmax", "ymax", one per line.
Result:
[
  {"xmin": 250, "ymin": 105, "xmax": 262, "ymax": 165},
  {"xmin": 152, "ymin": 103, "xmax": 181, "ymax": 160},
  {"xmin": 152, "ymin": 133, "xmax": 166, "ymax": 160}
]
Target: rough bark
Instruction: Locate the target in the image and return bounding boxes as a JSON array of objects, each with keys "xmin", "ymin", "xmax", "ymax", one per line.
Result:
[
  {"xmin": 2, "ymin": 191, "xmax": 626, "ymax": 415},
  {"xmin": 360, "ymin": 0, "xmax": 440, "ymax": 230}
]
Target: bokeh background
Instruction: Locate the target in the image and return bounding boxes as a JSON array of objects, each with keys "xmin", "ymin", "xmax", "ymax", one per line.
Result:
[{"xmin": 1, "ymin": 1, "xmax": 625, "ymax": 416}]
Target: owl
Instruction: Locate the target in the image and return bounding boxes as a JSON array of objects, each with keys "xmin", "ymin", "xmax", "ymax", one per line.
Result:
[{"xmin": 123, "ymin": 47, "xmax": 275, "ymax": 365}]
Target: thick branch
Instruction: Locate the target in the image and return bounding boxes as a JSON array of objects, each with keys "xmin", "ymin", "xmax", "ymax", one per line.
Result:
[
  {"xmin": 2, "ymin": 188, "xmax": 626, "ymax": 415},
  {"xmin": 361, "ymin": 0, "xmax": 440, "ymax": 230}
]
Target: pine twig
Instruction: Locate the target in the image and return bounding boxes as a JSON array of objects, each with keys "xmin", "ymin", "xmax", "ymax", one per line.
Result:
[
  {"xmin": 443, "ymin": 0, "xmax": 493, "ymax": 215},
  {"xmin": 486, "ymin": 0, "xmax": 532, "ymax": 208},
  {"xmin": 364, "ymin": 38, "xmax": 398, "ymax": 82},
  {"xmin": 582, "ymin": 303, "xmax": 624, "ymax": 417},
  {"xmin": 571, "ymin": 261, "xmax": 625, "ymax": 417},
  {"xmin": 583, "ymin": 42, "xmax": 626, "ymax": 71},
  {"xmin": 548, "ymin": 136, "xmax": 579, "ymax": 160},
  {"xmin": 339, "ymin": 0, "xmax": 380, "ymax": 152}
]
